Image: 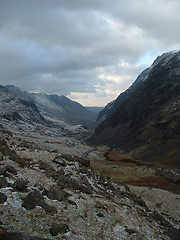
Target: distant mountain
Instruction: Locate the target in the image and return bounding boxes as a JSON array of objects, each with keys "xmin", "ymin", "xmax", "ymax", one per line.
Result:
[
  {"xmin": 85, "ymin": 106, "xmax": 104, "ymax": 114},
  {"xmin": 5, "ymin": 85, "xmax": 97, "ymax": 126},
  {"xmin": 0, "ymin": 85, "xmax": 46, "ymax": 124},
  {"xmin": 89, "ymin": 51, "xmax": 180, "ymax": 168},
  {"xmin": 32, "ymin": 93, "xmax": 96, "ymax": 125}
]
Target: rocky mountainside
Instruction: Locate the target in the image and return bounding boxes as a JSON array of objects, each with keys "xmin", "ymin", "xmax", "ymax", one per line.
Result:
[
  {"xmin": 33, "ymin": 93, "xmax": 96, "ymax": 126},
  {"xmin": 5, "ymin": 85, "xmax": 97, "ymax": 126},
  {"xmin": 0, "ymin": 121, "xmax": 179, "ymax": 239},
  {"xmin": 90, "ymin": 51, "xmax": 180, "ymax": 168},
  {"xmin": 0, "ymin": 85, "xmax": 46, "ymax": 125}
]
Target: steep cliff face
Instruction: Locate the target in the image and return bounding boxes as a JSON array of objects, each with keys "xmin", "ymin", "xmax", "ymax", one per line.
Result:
[{"xmin": 90, "ymin": 51, "xmax": 180, "ymax": 167}]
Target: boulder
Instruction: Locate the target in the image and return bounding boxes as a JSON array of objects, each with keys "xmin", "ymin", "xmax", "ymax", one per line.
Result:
[
  {"xmin": 13, "ymin": 179, "xmax": 29, "ymax": 191},
  {"xmin": 22, "ymin": 191, "xmax": 57, "ymax": 214},
  {"xmin": 47, "ymin": 186, "xmax": 69, "ymax": 202},
  {"xmin": 78, "ymin": 158, "xmax": 90, "ymax": 167},
  {"xmin": 0, "ymin": 192, "xmax": 7, "ymax": 203},
  {"xmin": 50, "ymin": 223, "xmax": 69, "ymax": 236},
  {"xmin": 0, "ymin": 177, "xmax": 8, "ymax": 188}
]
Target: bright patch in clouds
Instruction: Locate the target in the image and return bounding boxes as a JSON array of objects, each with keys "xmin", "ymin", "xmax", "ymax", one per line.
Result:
[{"xmin": 0, "ymin": 0, "xmax": 179, "ymax": 106}]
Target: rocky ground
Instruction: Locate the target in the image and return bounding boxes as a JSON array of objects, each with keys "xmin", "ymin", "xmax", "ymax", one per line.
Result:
[{"xmin": 0, "ymin": 120, "xmax": 180, "ymax": 239}]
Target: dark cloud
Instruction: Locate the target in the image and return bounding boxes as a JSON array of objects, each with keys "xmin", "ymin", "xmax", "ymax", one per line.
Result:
[{"xmin": 0, "ymin": 0, "xmax": 179, "ymax": 106}]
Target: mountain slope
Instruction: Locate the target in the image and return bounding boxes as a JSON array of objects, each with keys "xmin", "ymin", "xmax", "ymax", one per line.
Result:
[
  {"xmin": 89, "ymin": 51, "xmax": 180, "ymax": 168},
  {"xmin": 5, "ymin": 85, "xmax": 97, "ymax": 126},
  {"xmin": 0, "ymin": 85, "xmax": 46, "ymax": 124},
  {"xmin": 32, "ymin": 93, "xmax": 96, "ymax": 125}
]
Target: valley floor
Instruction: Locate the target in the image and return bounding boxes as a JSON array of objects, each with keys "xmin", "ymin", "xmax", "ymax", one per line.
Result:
[{"xmin": 0, "ymin": 120, "xmax": 179, "ymax": 239}]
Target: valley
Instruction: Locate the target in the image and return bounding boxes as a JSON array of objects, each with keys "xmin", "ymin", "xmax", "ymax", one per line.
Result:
[{"xmin": 0, "ymin": 51, "xmax": 180, "ymax": 239}]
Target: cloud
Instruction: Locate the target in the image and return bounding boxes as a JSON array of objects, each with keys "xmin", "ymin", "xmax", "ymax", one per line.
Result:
[{"xmin": 0, "ymin": 0, "xmax": 179, "ymax": 106}]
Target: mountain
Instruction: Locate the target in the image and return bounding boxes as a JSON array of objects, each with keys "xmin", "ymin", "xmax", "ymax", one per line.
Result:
[
  {"xmin": 85, "ymin": 106, "xmax": 104, "ymax": 114},
  {"xmin": 33, "ymin": 93, "xmax": 96, "ymax": 125},
  {"xmin": 0, "ymin": 85, "xmax": 46, "ymax": 124},
  {"xmin": 5, "ymin": 85, "xmax": 97, "ymax": 126},
  {"xmin": 89, "ymin": 51, "xmax": 180, "ymax": 168},
  {"xmin": 5, "ymin": 85, "xmax": 33, "ymax": 101}
]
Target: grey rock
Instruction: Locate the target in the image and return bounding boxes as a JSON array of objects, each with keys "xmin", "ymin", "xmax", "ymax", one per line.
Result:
[
  {"xmin": 97, "ymin": 212, "xmax": 104, "ymax": 217},
  {"xmin": 78, "ymin": 158, "xmax": 90, "ymax": 167},
  {"xmin": 50, "ymin": 223, "xmax": 69, "ymax": 236},
  {"xmin": 22, "ymin": 191, "xmax": 57, "ymax": 214},
  {"xmin": 47, "ymin": 186, "xmax": 69, "ymax": 201},
  {"xmin": 53, "ymin": 157, "xmax": 66, "ymax": 166},
  {"xmin": 0, "ymin": 177, "xmax": 8, "ymax": 188},
  {"xmin": 13, "ymin": 179, "xmax": 29, "ymax": 191},
  {"xmin": 0, "ymin": 192, "xmax": 7, "ymax": 203}
]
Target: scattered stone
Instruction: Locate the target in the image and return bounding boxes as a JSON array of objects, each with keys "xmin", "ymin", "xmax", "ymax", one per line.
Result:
[
  {"xmin": 97, "ymin": 212, "xmax": 104, "ymax": 217},
  {"xmin": 57, "ymin": 175, "xmax": 70, "ymax": 188},
  {"xmin": 125, "ymin": 228, "xmax": 137, "ymax": 235},
  {"xmin": 22, "ymin": 191, "xmax": 57, "ymax": 214},
  {"xmin": 78, "ymin": 158, "xmax": 90, "ymax": 167},
  {"xmin": 1, "ymin": 232, "xmax": 24, "ymax": 240},
  {"xmin": 47, "ymin": 186, "xmax": 69, "ymax": 202},
  {"xmin": 56, "ymin": 168, "xmax": 65, "ymax": 176},
  {"xmin": 79, "ymin": 166, "xmax": 88, "ymax": 174},
  {"xmin": 18, "ymin": 140, "xmax": 34, "ymax": 150},
  {"xmin": 50, "ymin": 149, "xmax": 58, "ymax": 153},
  {"xmin": 37, "ymin": 160, "xmax": 56, "ymax": 178},
  {"xmin": 133, "ymin": 196, "xmax": 147, "ymax": 207},
  {"xmin": 50, "ymin": 223, "xmax": 69, "ymax": 236},
  {"xmin": 68, "ymin": 199, "xmax": 77, "ymax": 205},
  {"xmin": 3, "ymin": 166, "xmax": 17, "ymax": 175},
  {"xmin": 13, "ymin": 179, "xmax": 29, "ymax": 191},
  {"xmin": 0, "ymin": 192, "xmax": 7, "ymax": 203},
  {"xmin": 13, "ymin": 156, "xmax": 31, "ymax": 168},
  {"xmin": 81, "ymin": 175, "xmax": 93, "ymax": 191},
  {"xmin": 0, "ymin": 177, "xmax": 8, "ymax": 188},
  {"xmin": 98, "ymin": 175, "xmax": 106, "ymax": 184},
  {"xmin": 53, "ymin": 156, "xmax": 66, "ymax": 166},
  {"xmin": 0, "ymin": 138, "xmax": 13, "ymax": 156},
  {"xmin": 58, "ymin": 154, "xmax": 75, "ymax": 162},
  {"xmin": 0, "ymin": 168, "xmax": 6, "ymax": 176}
]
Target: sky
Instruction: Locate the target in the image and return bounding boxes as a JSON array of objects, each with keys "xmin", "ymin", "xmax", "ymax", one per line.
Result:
[{"xmin": 0, "ymin": 0, "xmax": 180, "ymax": 106}]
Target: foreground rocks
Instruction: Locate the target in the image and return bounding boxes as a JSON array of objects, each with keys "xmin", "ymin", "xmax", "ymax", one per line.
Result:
[{"xmin": 0, "ymin": 122, "xmax": 179, "ymax": 240}]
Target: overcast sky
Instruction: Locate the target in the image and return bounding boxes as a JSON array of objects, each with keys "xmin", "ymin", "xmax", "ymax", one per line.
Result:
[{"xmin": 0, "ymin": 0, "xmax": 180, "ymax": 106}]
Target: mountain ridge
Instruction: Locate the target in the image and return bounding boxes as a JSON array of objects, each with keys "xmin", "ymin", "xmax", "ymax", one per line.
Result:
[
  {"xmin": 89, "ymin": 51, "xmax": 180, "ymax": 168},
  {"xmin": 4, "ymin": 85, "xmax": 99, "ymax": 126}
]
